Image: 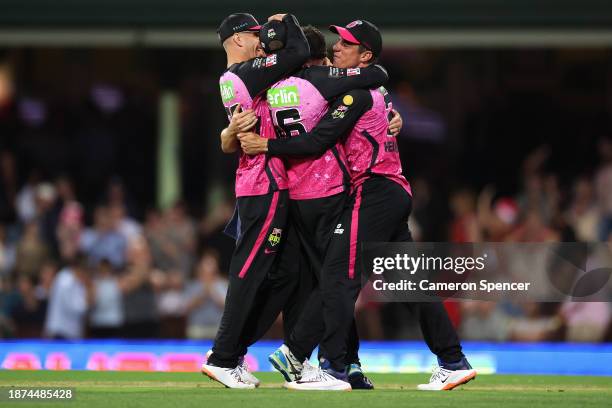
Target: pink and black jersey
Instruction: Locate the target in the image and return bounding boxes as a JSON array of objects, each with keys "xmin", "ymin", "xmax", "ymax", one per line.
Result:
[
  {"xmin": 267, "ymin": 85, "xmax": 412, "ymax": 196},
  {"xmin": 218, "ymin": 14, "xmax": 310, "ymax": 197},
  {"xmin": 344, "ymin": 87, "xmax": 411, "ymax": 194},
  {"xmin": 267, "ymin": 65, "xmax": 389, "ymax": 200}
]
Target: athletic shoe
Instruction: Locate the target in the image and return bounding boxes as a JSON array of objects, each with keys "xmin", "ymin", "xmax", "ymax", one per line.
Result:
[
  {"xmin": 268, "ymin": 344, "xmax": 303, "ymax": 382},
  {"xmin": 347, "ymin": 363, "xmax": 374, "ymax": 390},
  {"xmin": 201, "ymin": 363, "xmax": 256, "ymax": 389},
  {"xmin": 417, "ymin": 357, "xmax": 476, "ymax": 391},
  {"xmin": 285, "ymin": 360, "xmax": 351, "ymax": 391},
  {"xmin": 238, "ymin": 356, "xmax": 261, "ymax": 387}
]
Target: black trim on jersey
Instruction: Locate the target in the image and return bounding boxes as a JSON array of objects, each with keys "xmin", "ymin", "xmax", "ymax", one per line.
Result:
[
  {"xmin": 268, "ymin": 89, "xmax": 373, "ymax": 158},
  {"xmin": 330, "ymin": 146, "xmax": 351, "ymax": 190},
  {"xmin": 264, "ymin": 158, "xmax": 280, "ymax": 192},
  {"xmin": 295, "ymin": 65, "xmax": 388, "ymax": 102},
  {"xmin": 227, "ymin": 14, "xmax": 310, "ymax": 99},
  {"xmin": 361, "ymin": 130, "xmax": 379, "ymax": 175}
]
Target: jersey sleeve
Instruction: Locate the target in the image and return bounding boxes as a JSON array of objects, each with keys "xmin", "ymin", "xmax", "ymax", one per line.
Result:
[
  {"xmin": 301, "ymin": 64, "xmax": 389, "ymax": 101},
  {"xmin": 267, "ymin": 89, "xmax": 373, "ymax": 157},
  {"xmin": 236, "ymin": 14, "xmax": 310, "ymax": 97}
]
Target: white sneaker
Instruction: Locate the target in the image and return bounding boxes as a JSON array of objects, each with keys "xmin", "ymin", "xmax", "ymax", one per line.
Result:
[
  {"xmin": 238, "ymin": 357, "xmax": 261, "ymax": 387},
  {"xmin": 268, "ymin": 344, "xmax": 304, "ymax": 382},
  {"xmin": 285, "ymin": 361, "xmax": 351, "ymax": 391},
  {"xmin": 417, "ymin": 366, "xmax": 477, "ymax": 391},
  {"xmin": 201, "ymin": 363, "xmax": 256, "ymax": 389},
  {"xmin": 204, "ymin": 350, "xmax": 260, "ymax": 388}
]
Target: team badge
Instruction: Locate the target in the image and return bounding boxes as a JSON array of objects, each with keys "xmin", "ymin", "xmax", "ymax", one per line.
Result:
[
  {"xmin": 343, "ymin": 95, "xmax": 354, "ymax": 106},
  {"xmin": 331, "ymin": 105, "xmax": 348, "ymax": 119},
  {"xmin": 265, "ymin": 54, "xmax": 277, "ymax": 67},
  {"xmin": 268, "ymin": 228, "xmax": 282, "ymax": 246},
  {"xmin": 267, "ymin": 28, "xmax": 276, "ymax": 39}
]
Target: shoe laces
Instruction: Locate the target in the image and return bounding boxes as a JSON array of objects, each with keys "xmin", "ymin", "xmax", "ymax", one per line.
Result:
[
  {"xmin": 300, "ymin": 362, "xmax": 338, "ymax": 383},
  {"xmin": 229, "ymin": 366, "xmax": 249, "ymax": 384},
  {"xmin": 428, "ymin": 366, "xmax": 452, "ymax": 383},
  {"xmin": 238, "ymin": 357, "xmax": 250, "ymax": 373}
]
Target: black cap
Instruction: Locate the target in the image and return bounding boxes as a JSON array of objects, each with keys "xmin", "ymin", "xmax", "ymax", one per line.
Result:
[
  {"xmin": 329, "ymin": 20, "xmax": 382, "ymax": 57},
  {"xmin": 217, "ymin": 13, "xmax": 262, "ymax": 44},
  {"xmin": 259, "ymin": 20, "xmax": 287, "ymax": 54}
]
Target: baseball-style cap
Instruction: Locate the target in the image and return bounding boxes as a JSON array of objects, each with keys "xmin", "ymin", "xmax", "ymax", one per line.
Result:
[
  {"xmin": 329, "ymin": 20, "xmax": 382, "ymax": 57},
  {"xmin": 217, "ymin": 13, "xmax": 262, "ymax": 43}
]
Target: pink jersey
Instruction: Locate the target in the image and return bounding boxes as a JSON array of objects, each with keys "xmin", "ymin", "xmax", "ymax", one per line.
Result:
[
  {"xmin": 344, "ymin": 87, "xmax": 412, "ymax": 195},
  {"xmin": 267, "ymin": 76, "xmax": 348, "ymax": 200},
  {"xmin": 219, "ymin": 70, "xmax": 287, "ymax": 197}
]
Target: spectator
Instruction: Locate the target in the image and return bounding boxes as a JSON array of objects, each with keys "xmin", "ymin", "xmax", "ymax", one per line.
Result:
[
  {"xmin": 119, "ymin": 237, "xmax": 159, "ymax": 338},
  {"xmin": 89, "ymin": 259, "xmax": 123, "ymax": 338},
  {"xmin": 566, "ymin": 177, "xmax": 599, "ymax": 242},
  {"xmin": 145, "ymin": 202, "xmax": 195, "ymax": 275},
  {"xmin": 449, "ymin": 188, "xmax": 482, "ymax": 242},
  {"xmin": 14, "ymin": 221, "xmax": 49, "ymax": 279},
  {"xmin": 460, "ymin": 301, "xmax": 511, "ymax": 341},
  {"xmin": 595, "ymin": 136, "xmax": 612, "ymax": 240},
  {"xmin": 44, "ymin": 254, "xmax": 93, "ymax": 339},
  {"xmin": 184, "ymin": 250, "xmax": 227, "ymax": 339},
  {"xmin": 109, "ymin": 203, "xmax": 142, "ymax": 243},
  {"xmin": 11, "ymin": 275, "xmax": 46, "ymax": 337},
  {"xmin": 80, "ymin": 205, "xmax": 127, "ymax": 269},
  {"xmin": 0, "ymin": 223, "xmax": 16, "ymax": 277},
  {"xmin": 157, "ymin": 269, "xmax": 186, "ymax": 338},
  {"xmin": 56, "ymin": 200, "xmax": 84, "ymax": 262}
]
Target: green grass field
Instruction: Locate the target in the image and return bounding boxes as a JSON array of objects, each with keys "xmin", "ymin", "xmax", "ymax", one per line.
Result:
[{"xmin": 0, "ymin": 370, "xmax": 610, "ymax": 408}]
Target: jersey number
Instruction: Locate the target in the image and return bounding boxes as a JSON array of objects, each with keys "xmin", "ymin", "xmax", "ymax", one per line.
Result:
[{"xmin": 273, "ymin": 108, "xmax": 306, "ymax": 139}]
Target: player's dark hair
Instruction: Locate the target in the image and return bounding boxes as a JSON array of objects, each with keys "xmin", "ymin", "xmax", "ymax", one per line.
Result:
[
  {"xmin": 302, "ymin": 25, "xmax": 327, "ymax": 60},
  {"xmin": 358, "ymin": 44, "xmax": 378, "ymax": 64}
]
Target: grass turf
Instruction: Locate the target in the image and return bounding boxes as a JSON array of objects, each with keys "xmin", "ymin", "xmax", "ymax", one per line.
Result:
[{"xmin": 0, "ymin": 370, "xmax": 610, "ymax": 408}]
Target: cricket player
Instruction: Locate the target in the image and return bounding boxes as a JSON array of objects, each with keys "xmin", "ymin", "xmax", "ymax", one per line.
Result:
[
  {"xmin": 256, "ymin": 23, "xmax": 394, "ymax": 389},
  {"xmin": 201, "ymin": 12, "xmax": 310, "ymax": 389},
  {"xmin": 239, "ymin": 20, "xmax": 476, "ymax": 391}
]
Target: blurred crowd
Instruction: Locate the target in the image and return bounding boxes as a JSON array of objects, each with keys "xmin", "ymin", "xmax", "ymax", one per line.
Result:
[
  {"xmin": 1, "ymin": 47, "xmax": 611, "ymax": 343},
  {"xmin": 0, "ymin": 170, "xmax": 240, "ymax": 340}
]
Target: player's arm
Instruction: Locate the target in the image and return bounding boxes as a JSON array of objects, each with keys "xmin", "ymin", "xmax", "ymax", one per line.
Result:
[
  {"xmin": 239, "ymin": 89, "xmax": 372, "ymax": 157},
  {"xmin": 220, "ymin": 105, "xmax": 258, "ymax": 153},
  {"xmin": 302, "ymin": 64, "xmax": 389, "ymax": 101},
  {"xmin": 238, "ymin": 14, "xmax": 310, "ymax": 97}
]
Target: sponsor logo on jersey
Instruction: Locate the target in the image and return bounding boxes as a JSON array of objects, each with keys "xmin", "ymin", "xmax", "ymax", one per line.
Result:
[
  {"xmin": 220, "ymin": 80, "xmax": 235, "ymax": 103},
  {"xmin": 334, "ymin": 224, "xmax": 344, "ymax": 234},
  {"xmin": 347, "ymin": 68, "xmax": 360, "ymax": 76},
  {"xmin": 252, "ymin": 58, "xmax": 263, "ymax": 69},
  {"xmin": 267, "ymin": 85, "xmax": 300, "ymax": 108},
  {"xmin": 384, "ymin": 141, "xmax": 399, "ymax": 152},
  {"xmin": 331, "ymin": 105, "xmax": 348, "ymax": 119},
  {"xmin": 347, "ymin": 20, "xmax": 363, "ymax": 28},
  {"xmin": 343, "ymin": 95, "xmax": 354, "ymax": 106},
  {"xmin": 328, "ymin": 67, "xmax": 341, "ymax": 78},
  {"xmin": 268, "ymin": 228, "xmax": 283, "ymax": 246},
  {"xmin": 265, "ymin": 54, "xmax": 277, "ymax": 67}
]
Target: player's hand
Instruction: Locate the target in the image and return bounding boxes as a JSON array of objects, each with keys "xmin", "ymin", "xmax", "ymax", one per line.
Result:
[
  {"xmin": 322, "ymin": 57, "xmax": 332, "ymax": 66},
  {"xmin": 238, "ymin": 132, "xmax": 268, "ymax": 155},
  {"xmin": 228, "ymin": 105, "xmax": 258, "ymax": 134},
  {"xmin": 389, "ymin": 109, "xmax": 403, "ymax": 136},
  {"xmin": 268, "ymin": 14, "xmax": 287, "ymax": 22}
]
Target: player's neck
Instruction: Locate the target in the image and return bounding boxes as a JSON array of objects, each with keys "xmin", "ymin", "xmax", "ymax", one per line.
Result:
[{"xmin": 226, "ymin": 49, "xmax": 248, "ymax": 68}]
